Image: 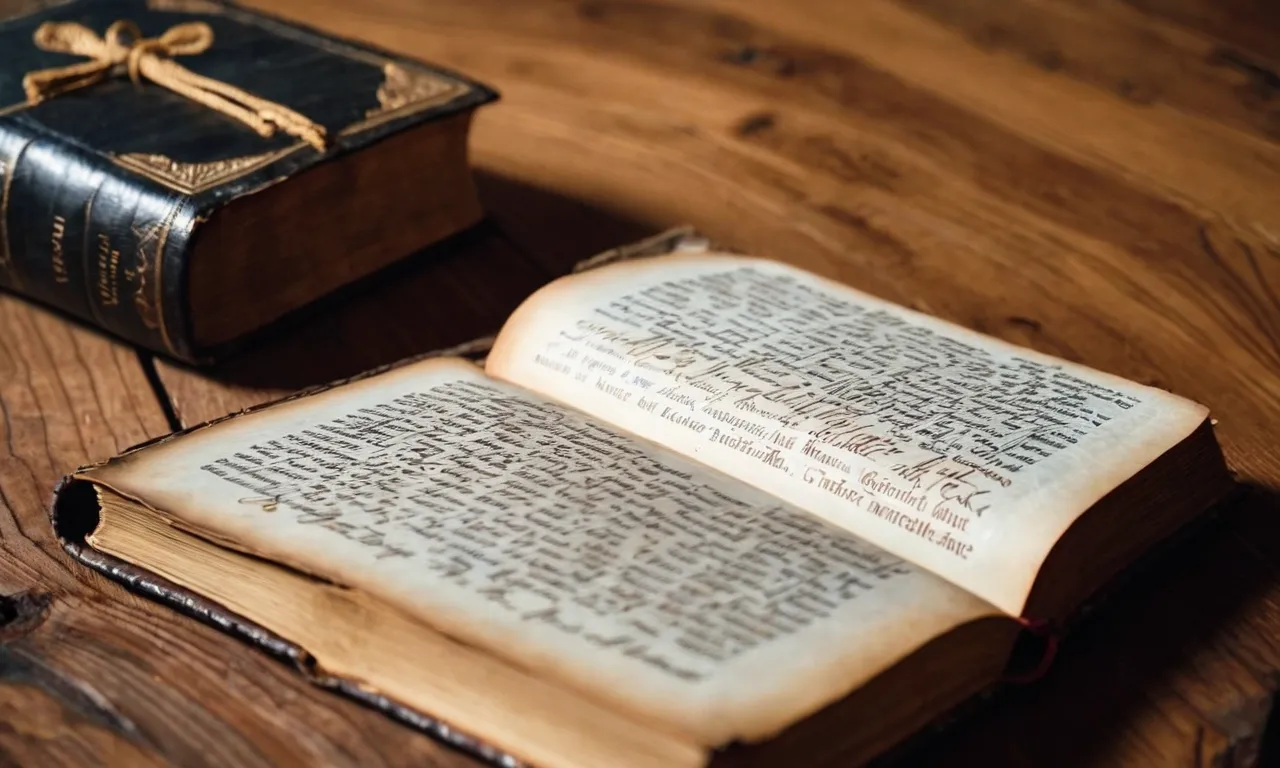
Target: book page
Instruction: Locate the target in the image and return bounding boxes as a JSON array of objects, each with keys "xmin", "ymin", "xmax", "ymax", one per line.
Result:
[
  {"xmin": 486, "ymin": 254, "xmax": 1208, "ymax": 615},
  {"xmin": 84, "ymin": 358, "xmax": 999, "ymax": 746}
]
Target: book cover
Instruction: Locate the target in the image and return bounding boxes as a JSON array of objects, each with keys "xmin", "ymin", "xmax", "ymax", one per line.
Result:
[{"xmin": 0, "ymin": 0, "xmax": 496, "ymax": 361}]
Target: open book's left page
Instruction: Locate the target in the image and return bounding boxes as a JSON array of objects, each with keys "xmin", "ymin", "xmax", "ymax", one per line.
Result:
[{"xmin": 78, "ymin": 358, "xmax": 1001, "ymax": 746}]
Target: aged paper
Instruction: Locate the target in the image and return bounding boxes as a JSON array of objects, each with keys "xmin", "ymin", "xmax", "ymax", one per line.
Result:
[
  {"xmin": 86, "ymin": 358, "xmax": 996, "ymax": 744},
  {"xmin": 487, "ymin": 254, "xmax": 1207, "ymax": 614}
]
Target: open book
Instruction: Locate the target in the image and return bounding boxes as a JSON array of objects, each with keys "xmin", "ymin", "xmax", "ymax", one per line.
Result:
[{"xmin": 52, "ymin": 232, "xmax": 1233, "ymax": 767}]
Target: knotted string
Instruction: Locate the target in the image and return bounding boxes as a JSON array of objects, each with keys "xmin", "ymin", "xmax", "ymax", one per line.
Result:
[{"xmin": 23, "ymin": 20, "xmax": 327, "ymax": 151}]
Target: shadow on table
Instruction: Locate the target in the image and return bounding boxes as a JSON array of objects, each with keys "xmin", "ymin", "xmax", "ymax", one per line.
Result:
[
  {"xmin": 184, "ymin": 171, "xmax": 653, "ymax": 392},
  {"xmin": 881, "ymin": 482, "xmax": 1280, "ymax": 767}
]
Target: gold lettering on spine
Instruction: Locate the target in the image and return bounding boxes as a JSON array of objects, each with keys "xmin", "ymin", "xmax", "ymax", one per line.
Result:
[
  {"xmin": 50, "ymin": 215, "xmax": 69, "ymax": 283},
  {"xmin": 82, "ymin": 185, "xmax": 109, "ymax": 328},
  {"xmin": 96, "ymin": 233, "xmax": 121, "ymax": 308},
  {"xmin": 131, "ymin": 202, "xmax": 182, "ymax": 353},
  {"xmin": 131, "ymin": 224, "xmax": 160, "ymax": 329}
]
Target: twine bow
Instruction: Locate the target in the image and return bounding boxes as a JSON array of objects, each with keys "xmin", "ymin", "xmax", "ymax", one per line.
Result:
[{"xmin": 23, "ymin": 20, "xmax": 327, "ymax": 151}]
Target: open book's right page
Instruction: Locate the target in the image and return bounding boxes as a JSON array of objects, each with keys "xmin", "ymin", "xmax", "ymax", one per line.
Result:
[{"xmin": 487, "ymin": 253, "xmax": 1208, "ymax": 615}]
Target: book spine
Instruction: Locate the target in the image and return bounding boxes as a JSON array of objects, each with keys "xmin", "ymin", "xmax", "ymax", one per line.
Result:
[{"xmin": 0, "ymin": 115, "xmax": 200, "ymax": 362}]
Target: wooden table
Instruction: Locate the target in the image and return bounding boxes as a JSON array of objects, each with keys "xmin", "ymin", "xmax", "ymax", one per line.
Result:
[{"xmin": 3, "ymin": 0, "xmax": 1279, "ymax": 765}]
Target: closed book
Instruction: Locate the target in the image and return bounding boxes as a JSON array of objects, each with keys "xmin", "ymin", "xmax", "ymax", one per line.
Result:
[{"xmin": 0, "ymin": 0, "xmax": 496, "ymax": 362}]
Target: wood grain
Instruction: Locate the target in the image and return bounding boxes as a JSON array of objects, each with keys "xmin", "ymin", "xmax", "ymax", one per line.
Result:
[
  {"xmin": 13, "ymin": 0, "xmax": 1280, "ymax": 765},
  {"xmin": 0, "ymin": 297, "xmax": 488, "ymax": 767}
]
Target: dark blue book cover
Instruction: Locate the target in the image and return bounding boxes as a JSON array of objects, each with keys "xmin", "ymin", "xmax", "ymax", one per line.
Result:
[{"xmin": 0, "ymin": 0, "xmax": 496, "ymax": 361}]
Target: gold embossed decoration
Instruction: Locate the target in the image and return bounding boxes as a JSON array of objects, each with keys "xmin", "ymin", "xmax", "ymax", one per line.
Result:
[
  {"xmin": 144, "ymin": 0, "xmax": 225, "ymax": 13},
  {"xmin": 112, "ymin": 150, "xmax": 295, "ymax": 194},
  {"xmin": 339, "ymin": 62, "xmax": 464, "ymax": 136},
  {"xmin": 368, "ymin": 63, "xmax": 452, "ymax": 117}
]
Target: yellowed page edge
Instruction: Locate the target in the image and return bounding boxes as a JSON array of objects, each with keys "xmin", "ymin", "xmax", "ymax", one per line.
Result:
[{"xmin": 87, "ymin": 492, "xmax": 706, "ymax": 768}]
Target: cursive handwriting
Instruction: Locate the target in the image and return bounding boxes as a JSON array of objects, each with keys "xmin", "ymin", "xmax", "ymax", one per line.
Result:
[
  {"xmin": 525, "ymin": 265, "xmax": 1147, "ymax": 561},
  {"xmin": 199, "ymin": 380, "xmax": 916, "ymax": 682}
]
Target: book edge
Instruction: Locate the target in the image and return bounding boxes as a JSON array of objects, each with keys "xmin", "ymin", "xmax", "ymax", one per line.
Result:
[{"xmin": 48, "ymin": 475, "xmax": 525, "ymax": 767}]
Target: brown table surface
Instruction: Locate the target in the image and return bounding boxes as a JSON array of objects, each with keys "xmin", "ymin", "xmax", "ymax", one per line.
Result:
[{"xmin": 3, "ymin": 0, "xmax": 1280, "ymax": 765}]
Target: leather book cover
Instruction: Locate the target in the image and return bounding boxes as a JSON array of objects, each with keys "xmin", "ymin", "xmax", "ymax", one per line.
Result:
[{"xmin": 0, "ymin": 0, "xmax": 497, "ymax": 362}]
